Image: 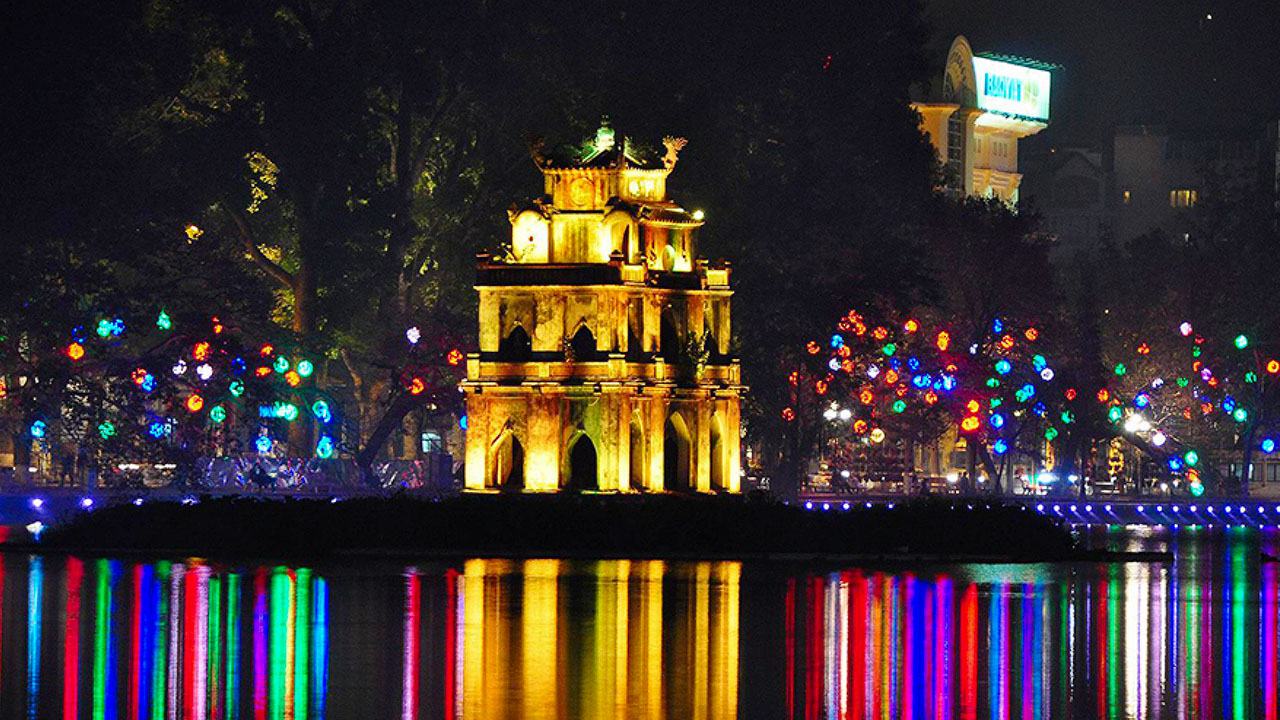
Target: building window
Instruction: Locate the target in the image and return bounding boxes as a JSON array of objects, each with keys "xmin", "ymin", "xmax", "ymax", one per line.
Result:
[
  {"xmin": 1170, "ymin": 189, "xmax": 1197, "ymax": 208},
  {"xmin": 421, "ymin": 431, "xmax": 443, "ymax": 454},
  {"xmin": 1122, "ymin": 189, "xmax": 1131, "ymax": 205}
]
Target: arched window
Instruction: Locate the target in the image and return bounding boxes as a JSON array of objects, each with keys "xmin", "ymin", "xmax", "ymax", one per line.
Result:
[
  {"xmin": 498, "ymin": 325, "xmax": 532, "ymax": 362},
  {"xmin": 569, "ymin": 324, "xmax": 597, "ymax": 362},
  {"xmin": 567, "ymin": 434, "xmax": 599, "ymax": 491}
]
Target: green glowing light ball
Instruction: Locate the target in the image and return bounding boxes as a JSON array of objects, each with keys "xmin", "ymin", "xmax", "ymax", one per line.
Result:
[
  {"xmin": 1184, "ymin": 450, "xmax": 1199, "ymax": 467},
  {"xmin": 1235, "ymin": 334, "xmax": 1249, "ymax": 350}
]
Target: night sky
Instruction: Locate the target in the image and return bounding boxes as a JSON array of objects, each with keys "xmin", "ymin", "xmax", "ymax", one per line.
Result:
[{"xmin": 925, "ymin": 0, "xmax": 1280, "ymax": 145}]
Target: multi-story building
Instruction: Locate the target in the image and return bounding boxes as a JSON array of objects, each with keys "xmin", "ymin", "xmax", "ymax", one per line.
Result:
[
  {"xmin": 1112, "ymin": 122, "xmax": 1279, "ymax": 242},
  {"xmin": 1020, "ymin": 146, "xmax": 1110, "ymax": 258},
  {"xmin": 913, "ymin": 36, "xmax": 1056, "ymax": 203},
  {"xmin": 462, "ymin": 122, "xmax": 743, "ymax": 493}
]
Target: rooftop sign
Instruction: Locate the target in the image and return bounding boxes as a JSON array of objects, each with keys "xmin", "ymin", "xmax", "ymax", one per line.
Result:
[{"xmin": 972, "ymin": 56, "xmax": 1051, "ymax": 121}]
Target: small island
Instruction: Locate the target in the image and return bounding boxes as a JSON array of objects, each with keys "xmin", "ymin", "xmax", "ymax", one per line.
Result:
[{"xmin": 40, "ymin": 494, "xmax": 1079, "ymax": 562}]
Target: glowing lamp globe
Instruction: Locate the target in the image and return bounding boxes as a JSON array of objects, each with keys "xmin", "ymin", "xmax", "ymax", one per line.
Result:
[
  {"xmin": 186, "ymin": 395, "xmax": 204, "ymax": 413},
  {"xmin": 297, "ymin": 359, "xmax": 314, "ymax": 378},
  {"xmin": 869, "ymin": 428, "xmax": 886, "ymax": 443},
  {"xmin": 255, "ymin": 436, "xmax": 273, "ymax": 454},
  {"xmin": 316, "ymin": 435, "xmax": 336, "ymax": 459},
  {"xmin": 406, "ymin": 326, "xmax": 422, "ymax": 345},
  {"xmin": 209, "ymin": 405, "xmax": 227, "ymax": 424},
  {"xmin": 1262, "ymin": 438, "xmax": 1277, "ymax": 454},
  {"xmin": 1184, "ymin": 450, "xmax": 1200, "ymax": 467},
  {"xmin": 1179, "ymin": 322, "xmax": 1193, "ymax": 336},
  {"xmin": 65, "ymin": 342, "xmax": 85, "ymax": 361},
  {"xmin": 1234, "ymin": 334, "xmax": 1249, "ymax": 350},
  {"xmin": 30, "ymin": 420, "xmax": 47, "ymax": 438}
]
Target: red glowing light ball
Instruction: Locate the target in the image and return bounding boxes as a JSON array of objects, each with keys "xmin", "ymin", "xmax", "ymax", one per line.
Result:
[
  {"xmin": 1096, "ymin": 389, "xmax": 1110, "ymax": 403},
  {"xmin": 815, "ymin": 380, "xmax": 828, "ymax": 395},
  {"xmin": 1024, "ymin": 328, "xmax": 1039, "ymax": 342},
  {"xmin": 255, "ymin": 366, "xmax": 272, "ymax": 378},
  {"xmin": 65, "ymin": 342, "xmax": 85, "ymax": 361},
  {"xmin": 966, "ymin": 399, "xmax": 980, "ymax": 413},
  {"xmin": 904, "ymin": 319, "xmax": 919, "ymax": 333},
  {"xmin": 192, "ymin": 342, "xmax": 211, "ymax": 361},
  {"xmin": 806, "ymin": 341, "xmax": 820, "ymax": 355},
  {"xmin": 782, "ymin": 408, "xmax": 796, "ymax": 422},
  {"xmin": 285, "ymin": 370, "xmax": 301, "ymax": 387},
  {"xmin": 186, "ymin": 395, "xmax": 204, "ymax": 413},
  {"xmin": 960, "ymin": 416, "xmax": 981, "ymax": 432},
  {"xmin": 447, "ymin": 349, "xmax": 464, "ymax": 366},
  {"xmin": 1065, "ymin": 388, "xmax": 1077, "ymax": 401},
  {"xmin": 936, "ymin": 331, "xmax": 951, "ymax": 352},
  {"xmin": 259, "ymin": 344, "xmax": 274, "ymax": 357},
  {"xmin": 1268, "ymin": 360, "xmax": 1280, "ymax": 374},
  {"xmin": 409, "ymin": 377, "xmax": 427, "ymax": 395}
]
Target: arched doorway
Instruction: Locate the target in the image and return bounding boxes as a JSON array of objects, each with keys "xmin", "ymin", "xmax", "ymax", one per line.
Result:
[
  {"xmin": 629, "ymin": 418, "xmax": 646, "ymax": 491},
  {"xmin": 710, "ymin": 414, "xmax": 726, "ymax": 491},
  {"xmin": 489, "ymin": 430, "xmax": 524, "ymax": 491},
  {"xmin": 567, "ymin": 434, "xmax": 599, "ymax": 491},
  {"xmin": 498, "ymin": 325, "xmax": 532, "ymax": 362},
  {"xmin": 664, "ymin": 412, "xmax": 692, "ymax": 492}
]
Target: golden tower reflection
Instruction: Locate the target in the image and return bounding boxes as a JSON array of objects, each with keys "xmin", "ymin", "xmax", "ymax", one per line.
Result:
[{"xmin": 457, "ymin": 558, "xmax": 740, "ymax": 719}]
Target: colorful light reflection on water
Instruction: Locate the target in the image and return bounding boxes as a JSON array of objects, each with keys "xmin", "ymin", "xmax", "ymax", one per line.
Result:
[{"xmin": 0, "ymin": 530, "xmax": 1275, "ymax": 718}]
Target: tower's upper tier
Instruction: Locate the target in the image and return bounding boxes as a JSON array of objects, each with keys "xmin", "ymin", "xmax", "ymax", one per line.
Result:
[{"xmin": 507, "ymin": 121, "xmax": 705, "ymax": 271}]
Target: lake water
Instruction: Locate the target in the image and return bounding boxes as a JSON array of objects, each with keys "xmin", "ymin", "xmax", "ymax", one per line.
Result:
[{"xmin": 1, "ymin": 529, "xmax": 1277, "ymax": 718}]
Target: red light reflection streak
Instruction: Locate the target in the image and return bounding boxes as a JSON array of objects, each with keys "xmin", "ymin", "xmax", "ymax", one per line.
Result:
[
  {"xmin": 129, "ymin": 565, "xmax": 143, "ymax": 720},
  {"xmin": 902, "ymin": 575, "xmax": 915, "ymax": 720},
  {"xmin": 806, "ymin": 576, "xmax": 823, "ymax": 720},
  {"xmin": 182, "ymin": 566, "xmax": 198, "ymax": 718},
  {"xmin": 846, "ymin": 571, "xmax": 866, "ymax": 716},
  {"xmin": 959, "ymin": 584, "xmax": 977, "ymax": 720},
  {"xmin": 64, "ymin": 558, "xmax": 84, "ymax": 720},
  {"xmin": 1264, "ymin": 561, "xmax": 1277, "ymax": 720},
  {"xmin": 444, "ymin": 569, "xmax": 458, "ymax": 720},
  {"xmin": 253, "ymin": 569, "xmax": 268, "ymax": 720},
  {"xmin": 784, "ymin": 578, "xmax": 795, "ymax": 720},
  {"xmin": 402, "ymin": 570, "xmax": 421, "ymax": 720}
]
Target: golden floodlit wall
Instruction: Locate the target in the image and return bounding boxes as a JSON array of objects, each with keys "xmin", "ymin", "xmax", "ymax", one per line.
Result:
[{"xmin": 462, "ymin": 123, "xmax": 743, "ymax": 493}]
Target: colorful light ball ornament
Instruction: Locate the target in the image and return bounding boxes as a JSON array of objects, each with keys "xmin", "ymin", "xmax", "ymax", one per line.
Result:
[
  {"xmin": 1039, "ymin": 368, "xmax": 1054, "ymax": 381},
  {"xmin": 296, "ymin": 359, "xmax": 314, "ymax": 378},
  {"xmin": 409, "ymin": 377, "xmax": 427, "ymax": 396},
  {"xmin": 29, "ymin": 420, "xmax": 47, "ymax": 439},
  {"xmin": 994, "ymin": 360, "xmax": 1012, "ymax": 375},
  {"xmin": 172, "ymin": 360, "xmax": 187, "ymax": 376},
  {"xmin": 186, "ymin": 395, "xmax": 204, "ymax": 413},
  {"xmin": 65, "ymin": 342, "xmax": 85, "ymax": 361},
  {"xmin": 255, "ymin": 435, "xmax": 273, "ymax": 454},
  {"xmin": 1262, "ymin": 438, "xmax": 1276, "ymax": 454},
  {"xmin": 447, "ymin": 348, "xmax": 464, "ymax": 366},
  {"xmin": 992, "ymin": 440, "xmax": 1009, "ymax": 455},
  {"xmin": 285, "ymin": 370, "xmax": 302, "ymax": 387},
  {"xmin": 192, "ymin": 342, "xmax": 211, "ymax": 361},
  {"xmin": 869, "ymin": 428, "xmax": 886, "ymax": 443},
  {"xmin": 1233, "ymin": 408, "xmax": 1248, "ymax": 422},
  {"xmin": 229, "ymin": 380, "xmax": 245, "ymax": 397},
  {"xmin": 273, "ymin": 356, "xmax": 290, "ymax": 374},
  {"xmin": 195, "ymin": 363, "xmax": 213, "ymax": 381},
  {"xmin": 316, "ymin": 435, "xmax": 336, "ymax": 459},
  {"xmin": 960, "ymin": 416, "xmax": 981, "ymax": 432},
  {"xmin": 1179, "ymin": 322, "xmax": 1193, "ymax": 337},
  {"xmin": 148, "ymin": 421, "xmax": 168, "ymax": 439},
  {"xmin": 97, "ymin": 421, "xmax": 115, "ymax": 439},
  {"xmin": 1151, "ymin": 431, "xmax": 1167, "ymax": 447},
  {"xmin": 1235, "ymin": 334, "xmax": 1249, "ymax": 350},
  {"xmin": 312, "ymin": 400, "xmax": 333, "ymax": 423},
  {"xmin": 209, "ymin": 405, "xmax": 227, "ymax": 424},
  {"xmin": 1184, "ymin": 450, "xmax": 1200, "ymax": 467},
  {"xmin": 156, "ymin": 311, "xmax": 172, "ymax": 330},
  {"xmin": 406, "ymin": 326, "xmax": 422, "ymax": 345},
  {"xmin": 936, "ymin": 332, "xmax": 950, "ymax": 352}
]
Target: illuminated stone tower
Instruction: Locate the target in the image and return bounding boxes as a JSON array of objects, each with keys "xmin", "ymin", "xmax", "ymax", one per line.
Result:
[{"xmin": 462, "ymin": 121, "xmax": 742, "ymax": 493}]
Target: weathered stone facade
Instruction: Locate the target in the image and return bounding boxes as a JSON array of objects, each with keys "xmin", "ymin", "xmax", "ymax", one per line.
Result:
[{"xmin": 462, "ymin": 123, "xmax": 743, "ymax": 492}]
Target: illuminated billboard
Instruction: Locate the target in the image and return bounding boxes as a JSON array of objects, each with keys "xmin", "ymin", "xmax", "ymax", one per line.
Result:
[{"xmin": 972, "ymin": 56, "xmax": 1051, "ymax": 121}]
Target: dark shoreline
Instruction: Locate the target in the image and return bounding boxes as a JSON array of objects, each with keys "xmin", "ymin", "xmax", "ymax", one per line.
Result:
[{"xmin": 25, "ymin": 493, "xmax": 1110, "ymax": 563}]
